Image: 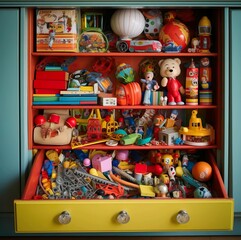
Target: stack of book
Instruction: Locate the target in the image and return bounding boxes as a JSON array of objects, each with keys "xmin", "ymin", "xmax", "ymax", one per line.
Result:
[
  {"xmin": 34, "ymin": 70, "xmax": 69, "ymax": 94},
  {"xmin": 58, "ymin": 84, "xmax": 99, "ymax": 105},
  {"xmin": 33, "ymin": 72, "xmax": 99, "ymax": 105}
]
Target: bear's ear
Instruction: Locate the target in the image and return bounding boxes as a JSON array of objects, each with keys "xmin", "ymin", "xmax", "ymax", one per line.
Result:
[
  {"xmin": 174, "ymin": 58, "xmax": 181, "ymax": 65},
  {"xmin": 158, "ymin": 59, "xmax": 164, "ymax": 66}
]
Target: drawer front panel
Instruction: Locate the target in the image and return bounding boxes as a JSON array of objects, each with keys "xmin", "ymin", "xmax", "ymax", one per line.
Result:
[{"xmin": 15, "ymin": 199, "xmax": 233, "ymax": 233}]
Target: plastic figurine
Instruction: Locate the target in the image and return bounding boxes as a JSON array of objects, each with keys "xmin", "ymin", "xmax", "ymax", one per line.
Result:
[
  {"xmin": 198, "ymin": 16, "xmax": 211, "ymax": 53},
  {"xmin": 168, "ymin": 166, "xmax": 176, "ymax": 181},
  {"xmin": 121, "ymin": 109, "xmax": 135, "ymax": 133},
  {"xmin": 154, "ymin": 183, "xmax": 169, "ymax": 197},
  {"xmin": 185, "ymin": 58, "xmax": 199, "ymax": 105},
  {"xmin": 165, "ymin": 109, "xmax": 178, "ymax": 128},
  {"xmin": 188, "ymin": 38, "xmax": 200, "ymax": 53},
  {"xmin": 159, "ymin": 58, "xmax": 185, "ymax": 105},
  {"xmin": 140, "ymin": 71, "xmax": 160, "ymax": 105},
  {"xmin": 160, "ymin": 153, "xmax": 174, "ymax": 173},
  {"xmin": 160, "ymin": 96, "xmax": 168, "ymax": 105},
  {"xmin": 194, "ymin": 186, "xmax": 212, "ymax": 198},
  {"xmin": 153, "ymin": 114, "xmax": 165, "ymax": 139},
  {"xmin": 48, "ymin": 28, "xmax": 56, "ymax": 49},
  {"xmin": 200, "ymin": 57, "xmax": 212, "ymax": 90}
]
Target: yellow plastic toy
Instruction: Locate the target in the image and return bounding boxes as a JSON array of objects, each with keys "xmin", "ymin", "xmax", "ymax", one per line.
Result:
[{"xmin": 179, "ymin": 109, "xmax": 215, "ymax": 146}]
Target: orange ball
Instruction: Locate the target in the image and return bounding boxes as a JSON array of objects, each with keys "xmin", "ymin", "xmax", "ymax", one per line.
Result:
[{"xmin": 192, "ymin": 161, "xmax": 212, "ymax": 182}]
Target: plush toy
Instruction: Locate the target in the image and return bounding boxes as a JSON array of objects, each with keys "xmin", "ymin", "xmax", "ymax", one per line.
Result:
[{"xmin": 159, "ymin": 58, "xmax": 185, "ymax": 105}]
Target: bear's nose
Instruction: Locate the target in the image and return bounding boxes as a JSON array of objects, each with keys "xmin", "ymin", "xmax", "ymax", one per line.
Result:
[{"xmin": 169, "ymin": 69, "xmax": 173, "ymax": 72}]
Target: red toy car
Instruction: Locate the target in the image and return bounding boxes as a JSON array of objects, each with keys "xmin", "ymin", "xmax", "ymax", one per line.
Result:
[{"xmin": 116, "ymin": 39, "xmax": 162, "ymax": 52}]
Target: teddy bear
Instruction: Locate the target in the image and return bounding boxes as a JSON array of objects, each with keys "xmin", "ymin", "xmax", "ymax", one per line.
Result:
[{"xmin": 159, "ymin": 58, "xmax": 185, "ymax": 105}]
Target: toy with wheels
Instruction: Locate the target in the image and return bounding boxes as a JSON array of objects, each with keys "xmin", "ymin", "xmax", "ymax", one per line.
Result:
[
  {"xmin": 116, "ymin": 39, "xmax": 162, "ymax": 53},
  {"xmin": 116, "ymin": 40, "xmax": 129, "ymax": 52}
]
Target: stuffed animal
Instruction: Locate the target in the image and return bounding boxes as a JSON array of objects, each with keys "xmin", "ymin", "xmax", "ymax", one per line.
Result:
[{"xmin": 159, "ymin": 58, "xmax": 185, "ymax": 105}]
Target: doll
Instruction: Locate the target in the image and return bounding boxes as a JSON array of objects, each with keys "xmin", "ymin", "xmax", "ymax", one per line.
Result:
[{"xmin": 140, "ymin": 71, "xmax": 160, "ymax": 105}]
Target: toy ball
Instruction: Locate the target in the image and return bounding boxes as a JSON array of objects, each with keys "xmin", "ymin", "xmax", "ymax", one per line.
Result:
[
  {"xmin": 65, "ymin": 117, "xmax": 77, "ymax": 128},
  {"xmin": 34, "ymin": 115, "xmax": 46, "ymax": 126},
  {"xmin": 159, "ymin": 19, "xmax": 190, "ymax": 51},
  {"xmin": 83, "ymin": 158, "xmax": 91, "ymax": 167},
  {"xmin": 142, "ymin": 9, "xmax": 163, "ymax": 40},
  {"xmin": 192, "ymin": 161, "xmax": 212, "ymax": 182},
  {"xmin": 110, "ymin": 9, "xmax": 145, "ymax": 40},
  {"xmin": 48, "ymin": 113, "xmax": 60, "ymax": 124}
]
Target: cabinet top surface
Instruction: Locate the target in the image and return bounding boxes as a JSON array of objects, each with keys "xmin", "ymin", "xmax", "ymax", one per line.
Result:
[{"xmin": 1, "ymin": 0, "xmax": 241, "ymax": 7}]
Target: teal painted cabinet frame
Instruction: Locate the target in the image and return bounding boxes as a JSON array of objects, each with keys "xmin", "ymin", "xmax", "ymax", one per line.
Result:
[
  {"xmin": 230, "ymin": 8, "xmax": 241, "ymax": 219},
  {"xmin": 0, "ymin": 8, "xmax": 20, "ymax": 234},
  {"xmin": 0, "ymin": 1, "xmax": 241, "ymax": 237}
]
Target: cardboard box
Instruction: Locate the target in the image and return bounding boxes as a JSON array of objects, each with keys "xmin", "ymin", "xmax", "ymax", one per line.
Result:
[{"xmin": 36, "ymin": 9, "xmax": 79, "ymax": 52}]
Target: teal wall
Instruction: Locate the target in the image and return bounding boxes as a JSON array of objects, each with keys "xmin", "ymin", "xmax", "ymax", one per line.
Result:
[{"xmin": 0, "ymin": 8, "xmax": 20, "ymax": 212}]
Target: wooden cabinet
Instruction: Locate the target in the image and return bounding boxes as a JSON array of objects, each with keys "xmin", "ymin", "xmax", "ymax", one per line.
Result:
[
  {"xmin": 15, "ymin": 149, "xmax": 233, "ymax": 233},
  {"xmin": 13, "ymin": 7, "xmax": 234, "ymax": 233}
]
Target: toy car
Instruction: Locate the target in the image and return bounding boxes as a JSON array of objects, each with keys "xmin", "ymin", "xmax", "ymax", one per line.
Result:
[
  {"xmin": 162, "ymin": 41, "xmax": 182, "ymax": 53},
  {"xmin": 116, "ymin": 39, "xmax": 162, "ymax": 52},
  {"xmin": 96, "ymin": 183, "xmax": 125, "ymax": 198}
]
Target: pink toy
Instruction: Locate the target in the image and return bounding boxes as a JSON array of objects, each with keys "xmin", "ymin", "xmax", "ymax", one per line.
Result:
[
  {"xmin": 92, "ymin": 154, "xmax": 112, "ymax": 172},
  {"xmin": 116, "ymin": 150, "xmax": 129, "ymax": 162},
  {"xmin": 159, "ymin": 58, "xmax": 185, "ymax": 105},
  {"xmin": 83, "ymin": 158, "xmax": 91, "ymax": 167}
]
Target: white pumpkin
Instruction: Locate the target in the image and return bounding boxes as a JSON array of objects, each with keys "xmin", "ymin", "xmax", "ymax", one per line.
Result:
[{"xmin": 110, "ymin": 9, "xmax": 145, "ymax": 40}]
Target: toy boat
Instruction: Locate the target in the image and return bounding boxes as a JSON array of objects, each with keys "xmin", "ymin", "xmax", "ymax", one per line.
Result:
[{"xmin": 179, "ymin": 110, "xmax": 215, "ymax": 146}]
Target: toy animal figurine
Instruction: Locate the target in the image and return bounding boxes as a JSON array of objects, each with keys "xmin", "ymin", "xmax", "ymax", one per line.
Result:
[
  {"xmin": 140, "ymin": 71, "xmax": 160, "ymax": 105},
  {"xmin": 159, "ymin": 58, "xmax": 185, "ymax": 105},
  {"xmin": 160, "ymin": 153, "xmax": 174, "ymax": 173}
]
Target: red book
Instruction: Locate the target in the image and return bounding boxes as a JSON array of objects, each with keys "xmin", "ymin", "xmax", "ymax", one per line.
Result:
[
  {"xmin": 35, "ymin": 71, "xmax": 69, "ymax": 81},
  {"xmin": 34, "ymin": 80, "xmax": 68, "ymax": 89},
  {"xmin": 34, "ymin": 89, "xmax": 62, "ymax": 94}
]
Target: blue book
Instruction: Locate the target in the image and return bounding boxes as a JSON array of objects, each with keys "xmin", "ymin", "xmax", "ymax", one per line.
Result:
[
  {"xmin": 33, "ymin": 101, "xmax": 97, "ymax": 105},
  {"xmin": 59, "ymin": 96, "xmax": 97, "ymax": 102},
  {"xmin": 60, "ymin": 93, "xmax": 97, "ymax": 97}
]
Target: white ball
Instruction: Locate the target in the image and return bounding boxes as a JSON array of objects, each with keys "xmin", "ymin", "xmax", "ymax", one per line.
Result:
[{"xmin": 111, "ymin": 9, "xmax": 145, "ymax": 40}]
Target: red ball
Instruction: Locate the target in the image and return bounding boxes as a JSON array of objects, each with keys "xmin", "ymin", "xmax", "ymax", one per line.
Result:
[
  {"xmin": 159, "ymin": 20, "xmax": 190, "ymax": 51},
  {"xmin": 192, "ymin": 161, "xmax": 212, "ymax": 182},
  {"xmin": 34, "ymin": 115, "xmax": 46, "ymax": 126},
  {"xmin": 65, "ymin": 117, "xmax": 77, "ymax": 128}
]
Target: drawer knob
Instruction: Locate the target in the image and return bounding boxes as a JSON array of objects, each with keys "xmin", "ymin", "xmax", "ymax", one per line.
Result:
[
  {"xmin": 58, "ymin": 211, "xmax": 71, "ymax": 225},
  {"xmin": 176, "ymin": 210, "xmax": 190, "ymax": 224},
  {"xmin": 116, "ymin": 211, "xmax": 130, "ymax": 224}
]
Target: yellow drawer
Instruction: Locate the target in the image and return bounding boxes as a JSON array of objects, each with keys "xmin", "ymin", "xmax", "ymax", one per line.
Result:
[
  {"xmin": 14, "ymin": 150, "xmax": 234, "ymax": 233},
  {"xmin": 15, "ymin": 198, "xmax": 233, "ymax": 233}
]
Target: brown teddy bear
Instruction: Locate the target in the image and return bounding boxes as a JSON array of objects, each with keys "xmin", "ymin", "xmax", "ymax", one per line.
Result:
[{"xmin": 159, "ymin": 58, "xmax": 185, "ymax": 105}]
